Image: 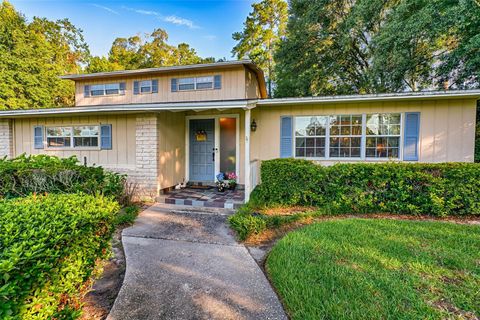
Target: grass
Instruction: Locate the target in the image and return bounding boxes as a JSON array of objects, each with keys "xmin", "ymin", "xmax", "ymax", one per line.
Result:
[{"xmin": 266, "ymin": 219, "xmax": 480, "ymax": 320}]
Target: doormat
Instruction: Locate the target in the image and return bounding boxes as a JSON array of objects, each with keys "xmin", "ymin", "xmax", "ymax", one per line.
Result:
[{"xmin": 189, "ymin": 185, "xmax": 212, "ymax": 190}]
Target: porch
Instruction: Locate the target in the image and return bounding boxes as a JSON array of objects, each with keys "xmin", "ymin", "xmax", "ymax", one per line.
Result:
[{"xmin": 157, "ymin": 186, "xmax": 245, "ymax": 209}]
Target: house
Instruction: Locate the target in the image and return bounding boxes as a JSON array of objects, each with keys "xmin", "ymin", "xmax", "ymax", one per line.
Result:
[{"xmin": 0, "ymin": 60, "xmax": 479, "ymax": 203}]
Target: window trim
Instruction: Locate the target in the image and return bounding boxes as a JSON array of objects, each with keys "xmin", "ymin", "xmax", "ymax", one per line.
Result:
[
  {"xmin": 45, "ymin": 125, "xmax": 101, "ymax": 150},
  {"xmin": 176, "ymin": 76, "xmax": 215, "ymax": 92},
  {"xmin": 86, "ymin": 83, "xmax": 125, "ymax": 97},
  {"xmin": 292, "ymin": 113, "xmax": 404, "ymax": 161}
]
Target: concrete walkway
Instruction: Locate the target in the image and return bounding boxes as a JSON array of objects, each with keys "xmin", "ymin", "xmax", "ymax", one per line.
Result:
[{"xmin": 107, "ymin": 204, "xmax": 287, "ymax": 320}]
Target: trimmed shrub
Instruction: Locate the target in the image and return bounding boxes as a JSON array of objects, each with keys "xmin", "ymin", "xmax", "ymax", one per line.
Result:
[
  {"xmin": 0, "ymin": 193, "xmax": 120, "ymax": 319},
  {"xmin": 256, "ymin": 159, "xmax": 480, "ymax": 216},
  {"xmin": 0, "ymin": 154, "xmax": 125, "ymax": 201}
]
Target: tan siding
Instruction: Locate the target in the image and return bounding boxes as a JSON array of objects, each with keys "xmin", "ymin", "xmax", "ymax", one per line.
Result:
[
  {"xmin": 157, "ymin": 111, "xmax": 186, "ymax": 189},
  {"xmin": 251, "ymin": 99, "xmax": 476, "ymax": 163},
  {"xmin": 75, "ymin": 67, "xmax": 247, "ymax": 106},
  {"xmin": 245, "ymin": 69, "xmax": 261, "ymax": 99},
  {"xmin": 14, "ymin": 115, "xmax": 137, "ymax": 169}
]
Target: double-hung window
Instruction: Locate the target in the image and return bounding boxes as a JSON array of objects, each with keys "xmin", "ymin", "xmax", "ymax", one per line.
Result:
[
  {"xmin": 295, "ymin": 116, "xmax": 327, "ymax": 158},
  {"xmin": 88, "ymin": 83, "xmax": 125, "ymax": 96},
  {"xmin": 140, "ymin": 80, "xmax": 153, "ymax": 93},
  {"xmin": 366, "ymin": 114, "xmax": 401, "ymax": 158},
  {"xmin": 46, "ymin": 125, "xmax": 99, "ymax": 148},
  {"xmin": 177, "ymin": 76, "xmax": 214, "ymax": 91},
  {"xmin": 293, "ymin": 113, "xmax": 402, "ymax": 160}
]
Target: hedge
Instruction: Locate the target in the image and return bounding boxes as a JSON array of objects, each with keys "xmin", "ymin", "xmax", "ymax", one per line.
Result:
[
  {"xmin": 254, "ymin": 158, "xmax": 480, "ymax": 216},
  {"xmin": 0, "ymin": 154, "xmax": 125, "ymax": 200},
  {"xmin": 0, "ymin": 193, "xmax": 120, "ymax": 319}
]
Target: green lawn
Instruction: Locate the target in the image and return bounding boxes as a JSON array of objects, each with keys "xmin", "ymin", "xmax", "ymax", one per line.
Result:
[{"xmin": 266, "ymin": 219, "xmax": 480, "ymax": 320}]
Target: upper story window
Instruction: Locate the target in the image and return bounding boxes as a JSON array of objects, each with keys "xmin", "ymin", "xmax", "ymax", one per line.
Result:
[
  {"xmin": 172, "ymin": 75, "xmax": 222, "ymax": 92},
  {"xmin": 133, "ymin": 79, "xmax": 158, "ymax": 94},
  {"xmin": 293, "ymin": 113, "xmax": 402, "ymax": 160},
  {"xmin": 84, "ymin": 83, "xmax": 125, "ymax": 97}
]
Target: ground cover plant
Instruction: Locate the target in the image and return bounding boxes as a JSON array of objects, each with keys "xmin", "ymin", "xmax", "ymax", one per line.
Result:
[
  {"xmin": 266, "ymin": 219, "xmax": 480, "ymax": 320},
  {"xmin": 0, "ymin": 193, "xmax": 120, "ymax": 319}
]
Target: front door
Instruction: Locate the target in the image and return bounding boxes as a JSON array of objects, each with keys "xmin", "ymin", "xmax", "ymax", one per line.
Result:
[{"xmin": 189, "ymin": 119, "xmax": 215, "ymax": 182}]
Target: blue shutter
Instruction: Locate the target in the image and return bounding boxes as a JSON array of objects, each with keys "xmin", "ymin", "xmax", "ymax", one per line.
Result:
[
  {"xmin": 214, "ymin": 75, "xmax": 222, "ymax": 89},
  {"xmin": 84, "ymin": 85, "xmax": 90, "ymax": 97},
  {"xmin": 280, "ymin": 116, "xmax": 293, "ymax": 158},
  {"xmin": 33, "ymin": 126, "xmax": 44, "ymax": 149},
  {"xmin": 133, "ymin": 81, "xmax": 140, "ymax": 95},
  {"xmin": 403, "ymin": 112, "xmax": 420, "ymax": 161},
  {"xmin": 171, "ymin": 78, "xmax": 178, "ymax": 92},
  {"xmin": 152, "ymin": 79, "xmax": 158, "ymax": 93},
  {"xmin": 100, "ymin": 124, "xmax": 112, "ymax": 150},
  {"xmin": 119, "ymin": 82, "xmax": 126, "ymax": 95}
]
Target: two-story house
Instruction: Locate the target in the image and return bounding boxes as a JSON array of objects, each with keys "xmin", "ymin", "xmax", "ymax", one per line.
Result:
[{"xmin": 0, "ymin": 60, "xmax": 479, "ymax": 203}]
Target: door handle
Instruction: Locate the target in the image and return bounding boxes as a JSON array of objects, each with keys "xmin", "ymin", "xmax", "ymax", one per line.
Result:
[{"xmin": 212, "ymin": 152, "xmax": 215, "ymax": 162}]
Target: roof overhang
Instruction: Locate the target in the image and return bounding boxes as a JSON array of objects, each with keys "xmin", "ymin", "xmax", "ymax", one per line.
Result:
[
  {"xmin": 0, "ymin": 100, "xmax": 257, "ymax": 119},
  {"xmin": 257, "ymin": 90, "xmax": 480, "ymax": 106}
]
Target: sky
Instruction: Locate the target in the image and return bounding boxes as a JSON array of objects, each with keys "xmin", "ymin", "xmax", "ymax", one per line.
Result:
[{"xmin": 10, "ymin": 0, "xmax": 256, "ymax": 60}]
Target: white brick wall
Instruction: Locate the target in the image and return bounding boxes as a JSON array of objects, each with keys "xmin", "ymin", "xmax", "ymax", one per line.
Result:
[
  {"xmin": 0, "ymin": 119, "xmax": 13, "ymax": 159},
  {"xmin": 128, "ymin": 114, "xmax": 160, "ymax": 199}
]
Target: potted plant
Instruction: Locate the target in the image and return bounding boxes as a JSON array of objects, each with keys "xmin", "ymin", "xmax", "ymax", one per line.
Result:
[
  {"xmin": 225, "ymin": 172, "xmax": 237, "ymax": 190},
  {"xmin": 216, "ymin": 173, "xmax": 228, "ymax": 192}
]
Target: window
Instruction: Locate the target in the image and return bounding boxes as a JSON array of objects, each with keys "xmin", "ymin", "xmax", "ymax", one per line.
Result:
[
  {"xmin": 177, "ymin": 76, "xmax": 214, "ymax": 91},
  {"xmin": 366, "ymin": 113, "xmax": 401, "ymax": 158},
  {"xmin": 46, "ymin": 126, "xmax": 99, "ymax": 148},
  {"xmin": 140, "ymin": 80, "xmax": 152, "ymax": 93},
  {"xmin": 293, "ymin": 113, "xmax": 402, "ymax": 160},
  {"xmin": 73, "ymin": 126, "xmax": 99, "ymax": 147},
  {"xmin": 329, "ymin": 115, "xmax": 362, "ymax": 158},
  {"xmin": 295, "ymin": 116, "xmax": 327, "ymax": 158},
  {"xmin": 46, "ymin": 127, "xmax": 72, "ymax": 148},
  {"xmin": 87, "ymin": 83, "xmax": 124, "ymax": 96},
  {"xmin": 178, "ymin": 78, "xmax": 195, "ymax": 91}
]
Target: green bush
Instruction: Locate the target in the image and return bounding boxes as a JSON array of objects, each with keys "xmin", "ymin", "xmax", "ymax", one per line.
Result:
[
  {"xmin": 0, "ymin": 154, "xmax": 125, "ymax": 200},
  {"xmin": 256, "ymin": 158, "xmax": 480, "ymax": 216},
  {"xmin": 0, "ymin": 193, "xmax": 120, "ymax": 319}
]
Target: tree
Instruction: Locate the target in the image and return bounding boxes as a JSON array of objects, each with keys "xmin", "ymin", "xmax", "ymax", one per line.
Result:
[
  {"xmin": 274, "ymin": 0, "xmax": 480, "ymax": 97},
  {"xmin": 0, "ymin": 1, "xmax": 88, "ymax": 109},
  {"xmin": 90, "ymin": 28, "xmax": 216, "ymax": 72},
  {"xmin": 232, "ymin": 0, "xmax": 288, "ymax": 97}
]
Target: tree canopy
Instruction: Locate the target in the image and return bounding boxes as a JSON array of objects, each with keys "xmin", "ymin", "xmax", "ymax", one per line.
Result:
[
  {"xmin": 274, "ymin": 0, "xmax": 480, "ymax": 97},
  {"xmin": 86, "ymin": 29, "xmax": 215, "ymax": 73},
  {"xmin": 232, "ymin": 0, "xmax": 288, "ymax": 97},
  {"xmin": 0, "ymin": 1, "xmax": 88, "ymax": 109}
]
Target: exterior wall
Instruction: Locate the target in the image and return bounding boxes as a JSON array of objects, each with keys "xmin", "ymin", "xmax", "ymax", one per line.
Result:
[
  {"xmin": 157, "ymin": 111, "xmax": 186, "ymax": 190},
  {"xmin": 75, "ymin": 66, "xmax": 248, "ymax": 106},
  {"xmin": 245, "ymin": 69, "xmax": 261, "ymax": 99},
  {"xmin": 14, "ymin": 115, "xmax": 137, "ymax": 169},
  {"xmin": 251, "ymin": 98, "xmax": 477, "ymax": 164},
  {"xmin": 0, "ymin": 119, "xmax": 13, "ymax": 158}
]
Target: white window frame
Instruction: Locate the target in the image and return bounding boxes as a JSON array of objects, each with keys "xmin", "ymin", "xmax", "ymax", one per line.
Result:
[
  {"xmin": 177, "ymin": 76, "xmax": 214, "ymax": 91},
  {"xmin": 45, "ymin": 125, "xmax": 100, "ymax": 149},
  {"xmin": 365, "ymin": 113, "xmax": 402, "ymax": 159},
  {"xmin": 294, "ymin": 116, "xmax": 328, "ymax": 158},
  {"xmin": 293, "ymin": 113, "xmax": 404, "ymax": 161},
  {"xmin": 139, "ymin": 80, "xmax": 153, "ymax": 94},
  {"xmin": 88, "ymin": 83, "xmax": 124, "ymax": 96}
]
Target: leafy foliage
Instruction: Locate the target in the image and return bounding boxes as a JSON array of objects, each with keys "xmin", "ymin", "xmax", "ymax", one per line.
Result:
[
  {"xmin": 274, "ymin": 0, "xmax": 480, "ymax": 97},
  {"xmin": 0, "ymin": 193, "xmax": 119, "ymax": 319},
  {"xmin": 87, "ymin": 28, "xmax": 216, "ymax": 73},
  {"xmin": 232, "ymin": 0, "xmax": 288, "ymax": 96},
  {"xmin": 256, "ymin": 158, "xmax": 480, "ymax": 216},
  {"xmin": 0, "ymin": 154, "xmax": 125, "ymax": 201},
  {"xmin": 0, "ymin": 1, "xmax": 89, "ymax": 109}
]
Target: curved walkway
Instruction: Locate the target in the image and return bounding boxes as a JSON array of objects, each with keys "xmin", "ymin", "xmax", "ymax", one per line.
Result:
[{"xmin": 107, "ymin": 204, "xmax": 287, "ymax": 320}]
